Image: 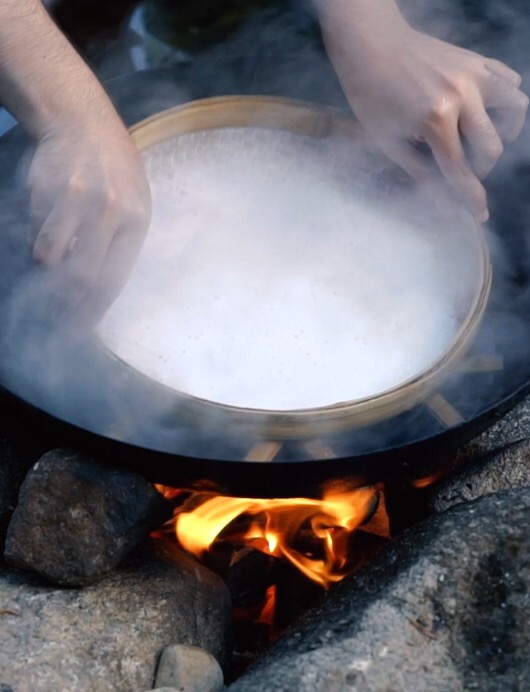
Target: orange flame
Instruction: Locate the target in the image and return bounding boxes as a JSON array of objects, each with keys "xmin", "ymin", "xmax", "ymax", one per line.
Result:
[
  {"xmin": 412, "ymin": 470, "xmax": 447, "ymax": 489},
  {"xmin": 160, "ymin": 486, "xmax": 378, "ymax": 588},
  {"xmin": 257, "ymin": 585, "xmax": 276, "ymax": 627}
]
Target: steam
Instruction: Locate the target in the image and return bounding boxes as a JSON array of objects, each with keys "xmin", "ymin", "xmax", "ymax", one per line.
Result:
[
  {"xmin": 98, "ymin": 127, "xmax": 465, "ymax": 411},
  {"xmin": 0, "ymin": 0, "xmax": 529, "ymax": 465}
]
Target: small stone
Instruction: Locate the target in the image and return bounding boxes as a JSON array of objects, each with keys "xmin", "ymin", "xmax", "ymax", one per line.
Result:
[
  {"xmin": 4, "ymin": 448, "xmax": 172, "ymax": 586},
  {"xmin": 154, "ymin": 643, "xmax": 224, "ymax": 692}
]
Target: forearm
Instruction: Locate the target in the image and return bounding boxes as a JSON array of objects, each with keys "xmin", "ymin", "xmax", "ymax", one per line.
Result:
[
  {"xmin": 0, "ymin": 0, "xmax": 119, "ymax": 139},
  {"xmin": 314, "ymin": 0, "xmax": 414, "ymax": 95},
  {"xmin": 315, "ymin": 0, "xmax": 409, "ymax": 43}
]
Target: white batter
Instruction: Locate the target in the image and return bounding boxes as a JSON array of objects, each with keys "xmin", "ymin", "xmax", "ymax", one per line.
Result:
[{"xmin": 97, "ymin": 128, "xmax": 460, "ymax": 410}]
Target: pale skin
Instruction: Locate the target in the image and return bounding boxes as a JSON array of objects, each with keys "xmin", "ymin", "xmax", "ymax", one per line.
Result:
[
  {"xmin": 317, "ymin": 0, "xmax": 529, "ymax": 222},
  {"xmin": 0, "ymin": 0, "xmax": 528, "ymax": 320},
  {"xmin": 0, "ymin": 0, "xmax": 151, "ymax": 321}
]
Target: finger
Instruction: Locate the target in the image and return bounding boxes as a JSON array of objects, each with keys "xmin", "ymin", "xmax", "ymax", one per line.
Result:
[
  {"xmin": 427, "ymin": 118, "xmax": 489, "ymax": 222},
  {"xmin": 32, "ymin": 201, "xmax": 80, "ymax": 265},
  {"xmin": 488, "ymin": 104, "xmax": 528, "ymax": 144},
  {"xmin": 459, "ymin": 96, "xmax": 504, "ymax": 180},
  {"xmin": 42, "ymin": 211, "xmax": 118, "ymax": 323},
  {"xmin": 381, "ymin": 139, "xmax": 439, "ymax": 184},
  {"xmin": 377, "ymin": 140, "xmax": 461, "ymax": 219},
  {"xmin": 482, "ymin": 73, "xmax": 529, "ymax": 142},
  {"xmin": 485, "ymin": 58, "xmax": 522, "ymax": 87},
  {"xmin": 63, "ymin": 224, "xmax": 114, "ymax": 302},
  {"xmin": 51, "ymin": 255, "xmax": 105, "ymax": 320},
  {"xmin": 74, "ymin": 221, "xmax": 146, "ymax": 327},
  {"xmin": 29, "ymin": 184, "xmax": 53, "ymax": 229},
  {"xmin": 51, "ymin": 197, "xmax": 148, "ymax": 327}
]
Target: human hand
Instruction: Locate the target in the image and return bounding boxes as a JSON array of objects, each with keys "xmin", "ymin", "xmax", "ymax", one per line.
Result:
[
  {"xmin": 0, "ymin": 0, "xmax": 151, "ymax": 326},
  {"xmin": 320, "ymin": 4, "xmax": 528, "ymax": 221},
  {"xmin": 27, "ymin": 114, "xmax": 151, "ymax": 325}
]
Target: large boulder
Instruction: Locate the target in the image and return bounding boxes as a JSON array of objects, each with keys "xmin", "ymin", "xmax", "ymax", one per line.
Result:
[
  {"xmin": 0, "ymin": 542, "xmax": 231, "ymax": 692},
  {"xmin": 230, "ymin": 486, "xmax": 530, "ymax": 692},
  {"xmin": 426, "ymin": 438, "xmax": 530, "ymax": 514}
]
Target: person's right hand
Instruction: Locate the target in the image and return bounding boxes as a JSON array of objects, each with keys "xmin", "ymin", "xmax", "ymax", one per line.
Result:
[
  {"xmin": 27, "ymin": 110, "xmax": 151, "ymax": 325},
  {"xmin": 0, "ymin": 0, "xmax": 151, "ymax": 327}
]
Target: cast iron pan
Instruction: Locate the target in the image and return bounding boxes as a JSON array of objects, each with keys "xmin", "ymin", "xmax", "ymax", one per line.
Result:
[{"xmin": 0, "ymin": 70, "xmax": 529, "ymax": 497}]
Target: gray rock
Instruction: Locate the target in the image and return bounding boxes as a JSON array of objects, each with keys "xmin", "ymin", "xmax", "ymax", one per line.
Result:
[
  {"xmin": 230, "ymin": 487, "xmax": 530, "ymax": 692},
  {"xmin": 0, "ymin": 542, "xmax": 231, "ymax": 692},
  {"xmin": 154, "ymin": 643, "xmax": 224, "ymax": 692},
  {"xmin": 4, "ymin": 448, "xmax": 173, "ymax": 585},
  {"xmin": 426, "ymin": 438, "xmax": 530, "ymax": 514}
]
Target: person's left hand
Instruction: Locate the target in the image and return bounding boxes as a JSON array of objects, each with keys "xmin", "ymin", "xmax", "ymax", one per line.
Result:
[
  {"xmin": 320, "ymin": 5, "xmax": 529, "ymax": 222},
  {"xmin": 27, "ymin": 113, "xmax": 151, "ymax": 325}
]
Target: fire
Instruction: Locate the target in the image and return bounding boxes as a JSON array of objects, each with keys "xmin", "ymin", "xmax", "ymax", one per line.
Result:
[
  {"xmin": 412, "ymin": 470, "xmax": 448, "ymax": 489},
  {"xmin": 256, "ymin": 585, "xmax": 276, "ymax": 627},
  {"xmin": 156, "ymin": 485, "xmax": 379, "ymax": 588}
]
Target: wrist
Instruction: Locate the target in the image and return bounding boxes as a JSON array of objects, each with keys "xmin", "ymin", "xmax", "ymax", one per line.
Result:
[{"xmin": 40, "ymin": 82, "xmax": 124, "ymax": 144}]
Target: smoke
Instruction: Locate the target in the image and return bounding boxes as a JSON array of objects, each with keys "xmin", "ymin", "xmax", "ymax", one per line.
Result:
[
  {"xmin": 0, "ymin": 0, "xmax": 529, "ymax": 471},
  {"xmin": 401, "ymin": 0, "xmax": 530, "ymax": 64}
]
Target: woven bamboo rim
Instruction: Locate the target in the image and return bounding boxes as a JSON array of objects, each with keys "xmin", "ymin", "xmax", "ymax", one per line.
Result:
[{"xmin": 122, "ymin": 95, "xmax": 492, "ymax": 440}]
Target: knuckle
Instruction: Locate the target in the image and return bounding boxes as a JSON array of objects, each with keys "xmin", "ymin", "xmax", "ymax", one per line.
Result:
[
  {"xmin": 103, "ymin": 186, "xmax": 146, "ymax": 217},
  {"xmin": 103, "ymin": 186, "xmax": 119, "ymax": 211},
  {"xmin": 67, "ymin": 175, "xmax": 87, "ymax": 195},
  {"xmin": 98, "ymin": 176, "xmax": 152, "ymax": 226},
  {"xmin": 424, "ymin": 97, "xmax": 454, "ymax": 130},
  {"xmin": 446, "ymin": 76, "xmax": 467, "ymax": 99}
]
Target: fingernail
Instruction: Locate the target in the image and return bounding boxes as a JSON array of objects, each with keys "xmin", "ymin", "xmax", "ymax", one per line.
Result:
[{"xmin": 480, "ymin": 208, "xmax": 490, "ymax": 224}]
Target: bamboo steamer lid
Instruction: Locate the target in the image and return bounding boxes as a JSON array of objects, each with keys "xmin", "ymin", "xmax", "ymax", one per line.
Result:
[{"xmin": 98, "ymin": 96, "xmax": 491, "ymax": 440}]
